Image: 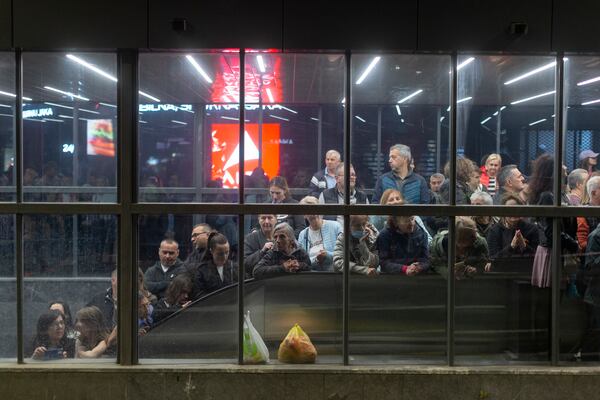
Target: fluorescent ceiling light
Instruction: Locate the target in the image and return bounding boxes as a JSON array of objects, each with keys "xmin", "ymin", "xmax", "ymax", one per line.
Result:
[
  {"xmin": 256, "ymin": 55, "xmax": 266, "ymax": 73},
  {"xmin": 582, "ymin": 98, "xmax": 600, "ymax": 106},
  {"xmin": 398, "ymin": 89, "xmax": 423, "ymax": 104},
  {"xmin": 99, "ymin": 102, "xmax": 117, "ymax": 108},
  {"xmin": 44, "ymin": 102, "xmax": 73, "ymax": 110},
  {"xmin": 355, "ymin": 56, "xmax": 381, "ymax": 85},
  {"xmin": 446, "ymin": 106, "xmax": 451, "ymax": 112},
  {"xmin": 504, "ymin": 61, "xmax": 556, "ymax": 85},
  {"xmin": 59, "ymin": 115, "xmax": 73, "ymax": 119},
  {"xmin": 281, "ymin": 106, "xmax": 297, "ymax": 114},
  {"xmin": 0, "ymin": 113, "xmax": 13, "ymax": 117},
  {"xmin": 396, "ymin": 105, "xmax": 402, "ymax": 115},
  {"xmin": 269, "ymin": 114, "xmax": 289, "ymax": 122},
  {"xmin": 44, "ymin": 86, "xmax": 90, "ymax": 101},
  {"xmin": 440, "ymin": 116, "xmax": 445, "ymax": 122},
  {"xmin": 449, "ymin": 57, "xmax": 475, "ymax": 73},
  {"xmin": 139, "ymin": 91, "xmax": 160, "ymax": 102},
  {"xmin": 529, "ymin": 118, "xmax": 546, "ymax": 126},
  {"xmin": 23, "ymin": 96, "xmax": 32, "ymax": 101},
  {"xmin": 185, "ymin": 55, "xmax": 213, "ymax": 83},
  {"xmin": 221, "ymin": 116, "xmax": 238, "ymax": 121},
  {"xmin": 0, "ymin": 104, "xmax": 11, "ymax": 108},
  {"xmin": 510, "ymin": 90, "xmax": 555, "ymax": 105},
  {"xmin": 311, "ymin": 117, "xmax": 319, "ymax": 121},
  {"xmin": 66, "ymin": 54, "xmax": 117, "ymax": 82},
  {"xmin": 0, "ymin": 90, "xmax": 16, "ymax": 98},
  {"xmin": 481, "ymin": 117, "xmax": 492, "ymax": 124},
  {"xmin": 457, "ymin": 96, "xmax": 472, "ymax": 103},
  {"xmin": 355, "ymin": 115, "xmax": 366, "ymax": 122},
  {"xmin": 265, "ymin": 88, "xmax": 275, "ymax": 103},
  {"xmin": 171, "ymin": 120, "xmax": 187, "ymax": 125},
  {"xmin": 24, "ymin": 118, "xmax": 45, "ymax": 122},
  {"xmin": 341, "ymin": 98, "xmax": 346, "ymax": 104},
  {"xmin": 139, "ymin": 120, "xmax": 148, "ymax": 124},
  {"xmin": 44, "ymin": 118, "xmax": 64, "ymax": 123},
  {"xmin": 401, "ymin": 118, "xmax": 405, "ymax": 123},
  {"xmin": 79, "ymin": 108, "xmax": 100, "ymax": 115},
  {"xmin": 578, "ymin": 76, "xmax": 600, "ymax": 86}
]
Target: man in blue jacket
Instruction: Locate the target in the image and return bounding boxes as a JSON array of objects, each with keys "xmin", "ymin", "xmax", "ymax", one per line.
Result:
[{"xmin": 372, "ymin": 144, "xmax": 429, "ymax": 204}]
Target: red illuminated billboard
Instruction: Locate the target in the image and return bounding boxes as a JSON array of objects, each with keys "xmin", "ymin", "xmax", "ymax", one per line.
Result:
[{"xmin": 211, "ymin": 123, "xmax": 280, "ymax": 188}]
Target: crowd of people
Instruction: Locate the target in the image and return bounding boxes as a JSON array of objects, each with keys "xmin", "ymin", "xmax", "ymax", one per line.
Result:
[{"xmin": 32, "ymin": 144, "xmax": 600, "ymax": 361}]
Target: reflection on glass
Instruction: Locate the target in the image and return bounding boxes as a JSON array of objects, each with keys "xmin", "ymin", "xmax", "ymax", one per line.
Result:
[
  {"xmin": 450, "ymin": 213, "xmax": 550, "ymax": 364},
  {"xmin": 138, "ymin": 52, "xmax": 240, "ymax": 203},
  {"xmin": 0, "ymin": 215, "xmax": 15, "ymax": 360},
  {"xmin": 23, "ymin": 214, "xmax": 118, "ymax": 362},
  {"xmin": 0, "ymin": 53, "xmax": 15, "ymax": 202},
  {"xmin": 22, "ymin": 53, "xmax": 117, "ymax": 202},
  {"xmin": 351, "ymin": 54, "xmax": 451, "ymax": 205},
  {"xmin": 244, "ymin": 53, "xmax": 345, "ymax": 208},
  {"xmin": 243, "ymin": 213, "xmax": 342, "ymax": 364},
  {"xmin": 457, "ymin": 55, "xmax": 556, "ymax": 205},
  {"xmin": 138, "ymin": 214, "xmax": 238, "ymax": 362}
]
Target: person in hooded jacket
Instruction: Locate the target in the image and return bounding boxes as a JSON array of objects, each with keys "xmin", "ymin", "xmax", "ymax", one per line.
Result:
[{"xmin": 253, "ymin": 223, "xmax": 311, "ymax": 279}]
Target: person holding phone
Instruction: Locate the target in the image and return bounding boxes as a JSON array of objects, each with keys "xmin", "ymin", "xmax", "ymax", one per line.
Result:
[{"xmin": 31, "ymin": 309, "xmax": 75, "ymax": 360}]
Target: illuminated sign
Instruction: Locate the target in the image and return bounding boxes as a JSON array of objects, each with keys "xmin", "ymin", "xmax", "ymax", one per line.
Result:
[
  {"xmin": 211, "ymin": 55, "xmax": 282, "ymax": 103},
  {"xmin": 139, "ymin": 104, "xmax": 193, "ymax": 113},
  {"xmin": 62, "ymin": 144, "xmax": 74, "ymax": 154},
  {"xmin": 23, "ymin": 108, "xmax": 53, "ymax": 119},
  {"xmin": 87, "ymin": 119, "xmax": 115, "ymax": 157},
  {"xmin": 205, "ymin": 104, "xmax": 287, "ymax": 111},
  {"xmin": 211, "ymin": 123, "xmax": 280, "ymax": 189}
]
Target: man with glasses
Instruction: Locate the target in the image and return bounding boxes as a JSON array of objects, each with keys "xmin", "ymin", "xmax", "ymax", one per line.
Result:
[
  {"xmin": 184, "ymin": 223, "xmax": 213, "ymax": 267},
  {"xmin": 144, "ymin": 239, "xmax": 183, "ymax": 299}
]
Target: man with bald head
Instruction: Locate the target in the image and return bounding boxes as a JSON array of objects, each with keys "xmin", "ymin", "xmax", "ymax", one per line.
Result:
[
  {"xmin": 309, "ymin": 149, "xmax": 341, "ymax": 197},
  {"xmin": 144, "ymin": 238, "xmax": 183, "ymax": 299}
]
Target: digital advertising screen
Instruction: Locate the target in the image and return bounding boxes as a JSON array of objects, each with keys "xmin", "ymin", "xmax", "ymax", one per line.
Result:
[{"xmin": 86, "ymin": 119, "xmax": 115, "ymax": 157}]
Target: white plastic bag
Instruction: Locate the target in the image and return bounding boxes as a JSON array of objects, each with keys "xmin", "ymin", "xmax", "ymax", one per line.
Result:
[{"xmin": 243, "ymin": 310, "xmax": 269, "ymax": 364}]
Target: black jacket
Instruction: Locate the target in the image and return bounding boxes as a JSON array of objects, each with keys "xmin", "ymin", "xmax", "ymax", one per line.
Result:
[
  {"xmin": 152, "ymin": 299, "xmax": 184, "ymax": 324},
  {"xmin": 244, "ymin": 229, "xmax": 270, "ymax": 276},
  {"xmin": 486, "ymin": 219, "xmax": 539, "ymax": 271},
  {"xmin": 144, "ymin": 259, "xmax": 183, "ymax": 299},
  {"xmin": 320, "ymin": 187, "xmax": 368, "ymax": 221},
  {"xmin": 192, "ymin": 259, "xmax": 238, "ymax": 299},
  {"xmin": 253, "ymin": 247, "xmax": 311, "ymax": 279}
]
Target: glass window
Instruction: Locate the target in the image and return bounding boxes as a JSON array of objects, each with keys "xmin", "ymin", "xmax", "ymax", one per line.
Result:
[
  {"xmin": 457, "ymin": 55, "xmax": 556, "ymax": 206},
  {"xmin": 22, "ymin": 53, "xmax": 118, "ymax": 202},
  {"xmin": 0, "ymin": 53, "xmax": 15, "ymax": 202},
  {"xmin": 244, "ymin": 213, "xmax": 341, "ymax": 364},
  {"xmin": 243, "ymin": 53, "xmax": 345, "ymax": 212},
  {"xmin": 138, "ymin": 52, "xmax": 240, "ymax": 203},
  {"xmin": 138, "ymin": 214, "xmax": 238, "ymax": 362},
  {"xmin": 562, "ymin": 56, "xmax": 600, "ymax": 363},
  {"xmin": 351, "ymin": 54, "xmax": 451, "ymax": 206},
  {"xmin": 452, "ymin": 215, "xmax": 549, "ymax": 364},
  {"xmin": 23, "ymin": 214, "xmax": 118, "ymax": 362},
  {"xmin": 0, "ymin": 215, "xmax": 15, "ymax": 360}
]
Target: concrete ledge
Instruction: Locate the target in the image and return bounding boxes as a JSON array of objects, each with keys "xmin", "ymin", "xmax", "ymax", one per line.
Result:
[{"xmin": 2, "ymin": 364, "xmax": 600, "ymax": 400}]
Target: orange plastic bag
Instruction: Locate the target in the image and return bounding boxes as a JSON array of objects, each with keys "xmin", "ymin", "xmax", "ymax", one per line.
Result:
[{"xmin": 277, "ymin": 323, "xmax": 317, "ymax": 364}]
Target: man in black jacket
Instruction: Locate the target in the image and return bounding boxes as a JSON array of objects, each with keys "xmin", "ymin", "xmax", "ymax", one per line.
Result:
[
  {"xmin": 183, "ymin": 223, "xmax": 212, "ymax": 267},
  {"xmin": 144, "ymin": 239, "xmax": 183, "ymax": 299},
  {"xmin": 243, "ymin": 214, "xmax": 276, "ymax": 277},
  {"xmin": 318, "ymin": 163, "xmax": 369, "ymax": 225}
]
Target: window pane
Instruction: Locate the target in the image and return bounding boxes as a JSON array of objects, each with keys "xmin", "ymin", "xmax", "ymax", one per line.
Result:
[
  {"xmin": 0, "ymin": 53, "xmax": 15, "ymax": 202},
  {"xmin": 138, "ymin": 214, "xmax": 238, "ymax": 362},
  {"xmin": 350, "ymin": 213, "xmax": 447, "ymax": 364},
  {"xmin": 244, "ymin": 53, "xmax": 344, "ymax": 211},
  {"xmin": 244, "ymin": 213, "xmax": 341, "ymax": 364},
  {"xmin": 457, "ymin": 55, "xmax": 556, "ymax": 206},
  {"xmin": 562, "ymin": 57, "xmax": 600, "ymax": 363},
  {"xmin": 452, "ymin": 215, "xmax": 549, "ymax": 364},
  {"xmin": 23, "ymin": 214, "xmax": 118, "ymax": 362},
  {"xmin": 22, "ymin": 53, "xmax": 117, "ymax": 202},
  {"xmin": 351, "ymin": 54, "xmax": 450, "ymax": 206},
  {"xmin": 138, "ymin": 52, "xmax": 239, "ymax": 203},
  {"xmin": 0, "ymin": 215, "xmax": 15, "ymax": 360}
]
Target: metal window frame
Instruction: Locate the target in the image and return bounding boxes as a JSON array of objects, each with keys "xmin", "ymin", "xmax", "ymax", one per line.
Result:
[{"xmin": 6, "ymin": 48, "xmax": 596, "ymax": 367}]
